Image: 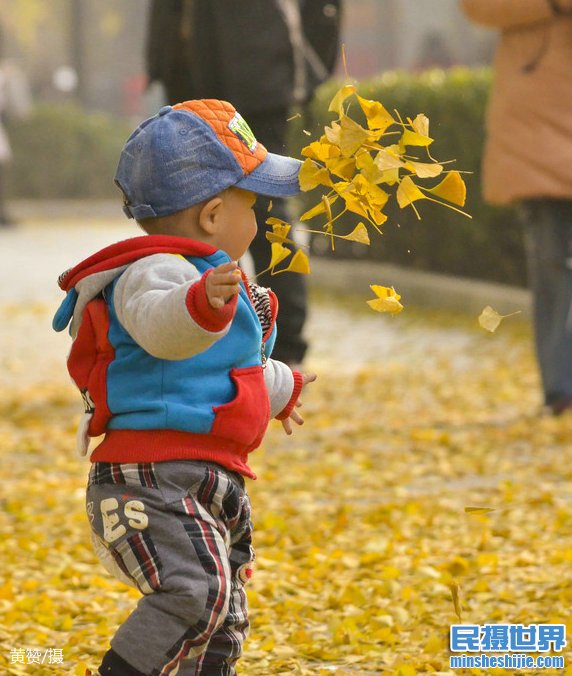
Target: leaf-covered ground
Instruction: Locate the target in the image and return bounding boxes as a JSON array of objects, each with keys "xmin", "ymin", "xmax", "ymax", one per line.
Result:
[{"xmin": 1, "ymin": 223, "xmax": 572, "ymax": 675}]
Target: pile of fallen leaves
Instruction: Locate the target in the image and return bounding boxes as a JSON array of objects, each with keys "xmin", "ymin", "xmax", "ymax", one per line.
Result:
[{"xmin": 1, "ymin": 297, "xmax": 572, "ymax": 675}]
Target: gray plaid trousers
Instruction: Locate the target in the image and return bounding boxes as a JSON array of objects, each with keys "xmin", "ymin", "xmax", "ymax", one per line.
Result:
[{"xmin": 86, "ymin": 460, "xmax": 255, "ymax": 676}]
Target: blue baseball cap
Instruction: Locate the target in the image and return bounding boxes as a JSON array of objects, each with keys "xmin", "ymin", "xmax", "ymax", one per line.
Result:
[{"xmin": 115, "ymin": 99, "xmax": 302, "ymax": 220}]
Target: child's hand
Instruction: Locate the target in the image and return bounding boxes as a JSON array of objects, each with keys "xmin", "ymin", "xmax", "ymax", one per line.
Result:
[
  {"xmin": 206, "ymin": 261, "xmax": 242, "ymax": 309},
  {"xmin": 282, "ymin": 372, "xmax": 317, "ymax": 435}
]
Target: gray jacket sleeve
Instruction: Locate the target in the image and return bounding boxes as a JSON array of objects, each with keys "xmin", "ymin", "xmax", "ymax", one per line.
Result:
[
  {"xmin": 113, "ymin": 254, "xmax": 236, "ymax": 360},
  {"xmin": 263, "ymin": 358, "xmax": 296, "ymax": 418}
]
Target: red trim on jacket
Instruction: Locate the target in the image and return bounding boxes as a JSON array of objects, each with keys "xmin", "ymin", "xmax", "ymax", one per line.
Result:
[
  {"xmin": 186, "ymin": 269, "xmax": 238, "ymax": 332},
  {"xmin": 90, "ymin": 429, "xmax": 257, "ymax": 479},
  {"xmin": 263, "ymin": 289, "xmax": 279, "ymax": 342},
  {"xmin": 275, "ymin": 370, "xmax": 304, "ymax": 421},
  {"xmin": 67, "ymin": 297, "xmax": 115, "ymax": 436},
  {"xmin": 59, "ymin": 235, "xmax": 217, "ymax": 291}
]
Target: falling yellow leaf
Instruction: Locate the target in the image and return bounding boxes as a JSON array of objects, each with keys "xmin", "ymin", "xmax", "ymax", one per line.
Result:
[
  {"xmin": 299, "ymin": 158, "xmax": 333, "ymax": 191},
  {"xmin": 326, "ymin": 116, "xmax": 371, "ymax": 157},
  {"xmin": 325, "ymin": 156, "xmax": 356, "ymax": 180},
  {"xmin": 449, "ymin": 581, "xmax": 463, "ymax": 621},
  {"xmin": 301, "ymin": 139, "xmax": 341, "ymax": 162},
  {"xmin": 267, "ymin": 200, "xmax": 273, "ymax": 212},
  {"xmin": 367, "ymin": 285, "xmax": 403, "ymax": 314},
  {"xmin": 478, "ymin": 306, "xmax": 521, "ymax": 333},
  {"xmin": 328, "ymin": 83, "xmax": 358, "ymax": 115},
  {"xmin": 269, "ymin": 243, "xmax": 291, "ymax": 269},
  {"xmin": 340, "ymin": 223, "xmax": 370, "ymax": 245},
  {"xmin": 410, "ymin": 113, "xmax": 430, "ymax": 137},
  {"xmin": 300, "ymin": 194, "xmax": 339, "ymax": 222},
  {"xmin": 374, "ymin": 148, "xmax": 404, "ymax": 172},
  {"xmin": 335, "ymin": 175, "xmax": 389, "ymax": 227},
  {"xmin": 286, "ymin": 112, "xmax": 301, "ymax": 121},
  {"xmin": 401, "ymin": 128, "xmax": 433, "ymax": 147},
  {"xmin": 280, "ymin": 249, "xmax": 311, "ymax": 275},
  {"xmin": 265, "ymin": 217, "xmax": 295, "ymax": 245},
  {"xmin": 357, "ymin": 94, "xmax": 395, "ymax": 132},
  {"xmin": 426, "ymin": 171, "xmax": 466, "ymax": 206},
  {"xmin": 396, "ymin": 175, "xmax": 426, "ymax": 208},
  {"xmin": 465, "ymin": 506, "xmax": 496, "ymax": 514},
  {"xmin": 405, "ymin": 160, "xmax": 443, "ymax": 179},
  {"xmin": 266, "ymin": 216, "xmax": 291, "ymax": 232}
]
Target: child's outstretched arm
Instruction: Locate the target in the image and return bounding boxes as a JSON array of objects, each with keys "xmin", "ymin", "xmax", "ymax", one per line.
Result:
[{"xmin": 114, "ymin": 254, "xmax": 240, "ymax": 360}]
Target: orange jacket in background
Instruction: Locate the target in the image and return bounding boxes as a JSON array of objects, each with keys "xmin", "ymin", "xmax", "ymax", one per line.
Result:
[{"xmin": 461, "ymin": 0, "xmax": 572, "ymax": 205}]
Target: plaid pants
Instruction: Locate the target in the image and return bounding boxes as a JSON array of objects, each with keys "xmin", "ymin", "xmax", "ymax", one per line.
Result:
[{"xmin": 86, "ymin": 460, "xmax": 254, "ymax": 676}]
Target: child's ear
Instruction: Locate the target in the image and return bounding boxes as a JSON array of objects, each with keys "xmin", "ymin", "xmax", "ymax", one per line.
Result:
[{"xmin": 198, "ymin": 196, "xmax": 223, "ymax": 235}]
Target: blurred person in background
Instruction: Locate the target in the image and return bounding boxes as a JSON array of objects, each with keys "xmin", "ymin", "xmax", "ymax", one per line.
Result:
[
  {"xmin": 146, "ymin": 0, "xmax": 342, "ymax": 366},
  {"xmin": 461, "ymin": 0, "xmax": 572, "ymax": 415},
  {"xmin": 0, "ymin": 23, "xmax": 31, "ymax": 227}
]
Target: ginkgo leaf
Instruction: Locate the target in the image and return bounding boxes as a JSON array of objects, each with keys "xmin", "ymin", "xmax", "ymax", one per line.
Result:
[
  {"xmin": 367, "ymin": 285, "xmax": 403, "ymax": 314},
  {"xmin": 355, "ymin": 152, "xmax": 390, "ymax": 186},
  {"xmin": 341, "ymin": 223, "xmax": 370, "ymax": 245},
  {"xmin": 374, "ymin": 148, "xmax": 404, "ymax": 172},
  {"xmin": 478, "ymin": 306, "xmax": 521, "ymax": 333},
  {"xmin": 269, "ymin": 243, "xmax": 291, "ymax": 269},
  {"xmin": 410, "ymin": 113, "xmax": 430, "ymax": 137},
  {"xmin": 379, "ymin": 168, "xmax": 400, "ymax": 185},
  {"xmin": 265, "ymin": 218, "xmax": 296, "ymax": 245},
  {"xmin": 301, "ymin": 139, "xmax": 340, "ymax": 162},
  {"xmin": 396, "ymin": 175, "xmax": 426, "ymax": 208},
  {"xmin": 281, "ymin": 249, "xmax": 311, "ymax": 274},
  {"xmin": 265, "ymin": 217, "xmax": 291, "ymax": 241},
  {"xmin": 449, "ymin": 581, "xmax": 463, "ymax": 621},
  {"xmin": 325, "ymin": 156, "xmax": 356, "ymax": 180},
  {"xmin": 465, "ymin": 506, "xmax": 496, "ymax": 514},
  {"xmin": 267, "ymin": 200, "xmax": 273, "ymax": 212},
  {"xmin": 299, "ymin": 158, "xmax": 333, "ymax": 191},
  {"xmin": 426, "ymin": 171, "xmax": 466, "ymax": 206},
  {"xmin": 356, "ymin": 95, "xmax": 395, "ymax": 132},
  {"xmin": 336, "ymin": 175, "xmax": 388, "ymax": 223},
  {"xmin": 300, "ymin": 194, "xmax": 339, "ymax": 221},
  {"xmin": 328, "ymin": 84, "xmax": 357, "ymax": 115},
  {"xmin": 326, "ymin": 116, "xmax": 371, "ymax": 157},
  {"xmin": 406, "ymin": 160, "xmax": 443, "ymax": 179},
  {"xmin": 400, "ymin": 128, "xmax": 433, "ymax": 147}
]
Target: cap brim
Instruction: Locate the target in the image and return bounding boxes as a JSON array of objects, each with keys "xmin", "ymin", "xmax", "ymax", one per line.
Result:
[{"xmin": 235, "ymin": 152, "xmax": 302, "ymax": 198}]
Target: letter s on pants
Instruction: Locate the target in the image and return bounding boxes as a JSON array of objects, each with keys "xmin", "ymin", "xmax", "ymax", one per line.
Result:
[{"xmin": 125, "ymin": 500, "xmax": 149, "ymax": 530}]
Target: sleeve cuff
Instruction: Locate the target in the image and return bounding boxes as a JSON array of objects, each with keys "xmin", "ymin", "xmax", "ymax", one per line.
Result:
[
  {"xmin": 275, "ymin": 370, "xmax": 304, "ymax": 421},
  {"xmin": 185, "ymin": 269, "xmax": 238, "ymax": 332}
]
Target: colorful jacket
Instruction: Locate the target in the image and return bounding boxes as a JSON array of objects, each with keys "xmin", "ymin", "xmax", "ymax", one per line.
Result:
[{"xmin": 53, "ymin": 235, "xmax": 303, "ymax": 479}]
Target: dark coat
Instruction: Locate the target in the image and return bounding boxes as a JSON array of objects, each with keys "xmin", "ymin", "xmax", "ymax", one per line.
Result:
[{"xmin": 146, "ymin": 0, "xmax": 342, "ymax": 113}]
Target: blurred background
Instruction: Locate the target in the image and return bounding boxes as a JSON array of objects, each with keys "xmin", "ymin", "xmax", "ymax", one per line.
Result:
[
  {"xmin": 1, "ymin": 0, "xmax": 515, "ymax": 286},
  {"xmin": 2, "ymin": 0, "xmax": 493, "ymax": 115}
]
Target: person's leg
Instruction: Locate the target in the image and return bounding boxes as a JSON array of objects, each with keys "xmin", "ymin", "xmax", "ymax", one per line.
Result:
[
  {"xmin": 194, "ymin": 491, "xmax": 254, "ymax": 674},
  {"xmin": 87, "ymin": 462, "xmax": 247, "ymax": 676},
  {"xmin": 521, "ymin": 199, "xmax": 572, "ymax": 410},
  {"xmin": 246, "ymin": 108, "xmax": 308, "ymax": 365}
]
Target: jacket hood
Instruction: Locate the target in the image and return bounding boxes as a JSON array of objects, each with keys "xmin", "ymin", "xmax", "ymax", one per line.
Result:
[{"xmin": 53, "ymin": 235, "xmax": 217, "ymax": 336}]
